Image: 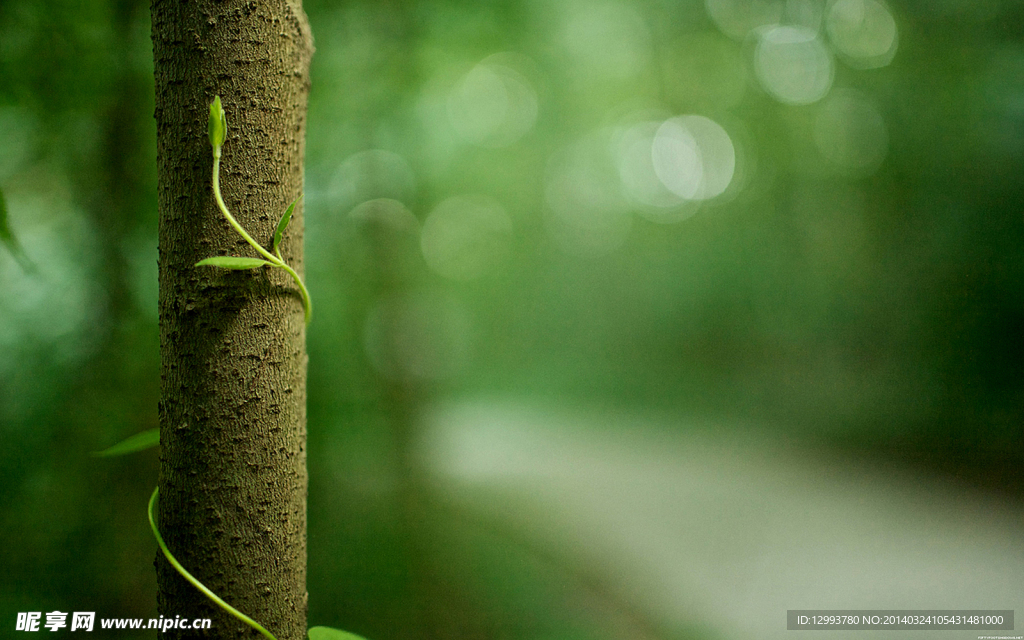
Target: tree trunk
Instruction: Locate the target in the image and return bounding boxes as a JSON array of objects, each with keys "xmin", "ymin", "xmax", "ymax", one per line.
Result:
[{"xmin": 151, "ymin": 1, "xmax": 313, "ymax": 638}]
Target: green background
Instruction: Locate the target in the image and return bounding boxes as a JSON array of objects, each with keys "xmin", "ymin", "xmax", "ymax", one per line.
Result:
[{"xmin": 1, "ymin": 0, "xmax": 1022, "ymax": 638}]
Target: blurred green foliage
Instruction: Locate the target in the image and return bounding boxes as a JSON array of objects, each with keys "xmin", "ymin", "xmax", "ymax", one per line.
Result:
[{"xmin": 1, "ymin": 0, "xmax": 1023, "ymax": 638}]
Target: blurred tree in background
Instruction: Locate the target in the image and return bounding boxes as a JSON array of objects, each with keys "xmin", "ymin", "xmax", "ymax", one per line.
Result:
[{"xmin": 1, "ymin": 0, "xmax": 1023, "ymax": 638}]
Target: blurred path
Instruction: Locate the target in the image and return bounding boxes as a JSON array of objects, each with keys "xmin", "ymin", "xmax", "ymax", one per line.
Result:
[{"xmin": 419, "ymin": 401, "xmax": 1024, "ymax": 640}]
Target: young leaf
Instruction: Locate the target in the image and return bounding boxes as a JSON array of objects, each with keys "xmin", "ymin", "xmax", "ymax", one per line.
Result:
[
  {"xmin": 195, "ymin": 256, "xmax": 273, "ymax": 270},
  {"xmin": 0, "ymin": 186, "xmax": 33, "ymax": 273},
  {"xmin": 92, "ymin": 428, "xmax": 160, "ymax": 457},
  {"xmin": 208, "ymin": 95, "xmax": 226, "ymax": 151},
  {"xmin": 272, "ymin": 195, "xmax": 302, "ymax": 255},
  {"xmin": 308, "ymin": 627, "xmax": 371, "ymax": 640}
]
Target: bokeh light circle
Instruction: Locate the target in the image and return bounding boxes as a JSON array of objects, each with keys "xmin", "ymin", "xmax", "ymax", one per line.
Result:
[
  {"xmin": 349, "ymin": 198, "xmax": 420, "ymax": 233},
  {"xmin": 826, "ymin": 0, "xmax": 898, "ymax": 69},
  {"xmin": 652, "ymin": 116, "xmax": 736, "ymax": 202},
  {"xmin": 421, "ymin": 194, "xmax": 513, "ymax": 281},
  {"xmin": 755, "ymin": 25, "xmax": 834, "ymax": 105},
  {"xmin": 651, "ymin": 120, "xmax": 702, "ymax": 200},
  {"xmin": 616, "ymin": 120, "xmax": 687, "ymax": 211},
  {"xmin": 447, "ymin": 55, "xmax": 539, "ymax": 148},
  {"xmin": 329, "ymin": 149, "xmax": 416, "ymax": 212}
]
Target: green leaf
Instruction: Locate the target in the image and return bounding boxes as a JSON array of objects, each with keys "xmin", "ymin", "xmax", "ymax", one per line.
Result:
[
  {"xmin": 196, "ymin": 256, "xmax": 273, "ymax": 270},
  {"xmin": 208, "ymin": 95, "xmax": 226, "ymax": 150},
  {"xmin": 92, "ymin": 428, "xmax": 159, "ymax": 457},
  {"xmin": 308, "ymin": 627, "xmax": 370, "ymax": 640},
  {"xmin": 273, "ymin": 195, "xmax": 302, "ymax": 255},
  {"xmin": 0, "ymin": 186, "xmax": 34, "ymax": 273}
]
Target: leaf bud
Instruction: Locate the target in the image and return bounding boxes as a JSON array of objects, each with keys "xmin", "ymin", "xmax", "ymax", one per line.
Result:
[{"xmin": 208, "ymin": 95, "xmax": 227, "ymax": 151}]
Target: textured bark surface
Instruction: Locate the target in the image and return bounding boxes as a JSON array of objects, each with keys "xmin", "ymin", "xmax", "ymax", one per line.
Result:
[{"xmin": 152, "ymin": 1, "xmax": 313, "ymax": 638}]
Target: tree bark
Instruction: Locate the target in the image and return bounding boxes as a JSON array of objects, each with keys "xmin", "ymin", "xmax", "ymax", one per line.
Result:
[{"xmin": 152, "ymin": 1, "xmax": 313, "ymax": 638}]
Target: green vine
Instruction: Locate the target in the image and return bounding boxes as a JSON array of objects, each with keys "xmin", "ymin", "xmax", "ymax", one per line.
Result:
[
  {"xmin": 148, "ymin": 487, "xmax": 279, "ymax": 640},
  {"xmin": 197, "ymin": 96, "xmax": 312, "ymax": 324},
  {"xmin": 95, "ymin": 430, "xmax": 368, "ymax": 640},
  {"xmin": 147, "ymin": 486, "xmax": 365, "ymax": 640}
]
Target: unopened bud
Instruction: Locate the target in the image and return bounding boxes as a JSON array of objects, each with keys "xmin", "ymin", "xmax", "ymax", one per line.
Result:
[{"xmin": 208, "ymin": 95, "xmax": 227, "ymax": 151}]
